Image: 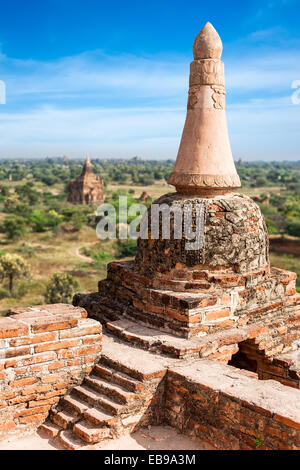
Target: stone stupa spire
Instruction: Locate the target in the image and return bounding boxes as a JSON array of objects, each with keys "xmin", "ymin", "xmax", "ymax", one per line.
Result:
[{"xmin": 168, "ymin": 22, "xmax": 241, "ymax": 195}]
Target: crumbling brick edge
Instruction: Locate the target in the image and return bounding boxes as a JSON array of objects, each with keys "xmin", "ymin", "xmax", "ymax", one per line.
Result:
[
  {"xmin": 164, "ymin": 361, "xmax": 300, "ymax": 450},
  {"xmin": 0, "ymin": 304, "xmax": 102, "ymax": 440}
]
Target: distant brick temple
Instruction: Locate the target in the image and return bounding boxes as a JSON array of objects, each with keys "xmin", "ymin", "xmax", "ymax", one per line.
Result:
[{"xmin": 67, "ymin": 154, "xmax": 104, "ymax": 205}]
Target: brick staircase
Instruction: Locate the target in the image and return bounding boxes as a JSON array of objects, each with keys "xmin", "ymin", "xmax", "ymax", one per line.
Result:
[
  {"xmin": 40, "ymin": 335, "xmax": 169, "ymax": 449},
  {"xmin": 105, "ymin": 318, "xmax": 205, "ymax": 358}
]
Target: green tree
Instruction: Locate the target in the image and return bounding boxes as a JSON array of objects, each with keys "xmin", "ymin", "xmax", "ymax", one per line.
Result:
[
  {"xmin": 46, "ymin": 210, "xmax": 63, "ymax": 228},
  {"xmin": 0, "ymin": 253, "xmax": 30, "ymax": 295},
  {"xmin": 2, "ymin": 215, "xmax": 28, "ymax": 240},
  {"xmin": 29, "ymin": 210, "xmax": 47, "ymax": 232},
  {"xmin": 0, "ymin": 186, "xmax": 9, "ymax": 197},
  {"xmin": 255, "ymin": 176, "xmax": 268, "ymax": 187},
  {"xmin": 15, "ymin": 183, "xmax": 40, "ymax": 205},
  {"xmin": 45, "ymin": 273, "xmax": 79, "ymax": 304}
]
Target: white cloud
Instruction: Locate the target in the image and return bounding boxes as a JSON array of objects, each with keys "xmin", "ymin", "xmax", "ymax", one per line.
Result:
[
  {"xmin": 0, "ymin": 51, "xmax": 188, "ymax": 103},
  {"xmin": 1, "ymin": 46, "xmax": 299, "ymax": 101},
  {"xmin": 0, "ymin": 38, "xmax": 300, "ymax": 160},
  {"xmin": 247, "ymin": 26, "xmax": 286, "ymax": 42},
  {"xmin": 0, "ymin": 96, "xmax": 299, "ymax": 161},
  {"xmin": 0, "ymin": 105, "xmax": 185, "ymax": 158}
]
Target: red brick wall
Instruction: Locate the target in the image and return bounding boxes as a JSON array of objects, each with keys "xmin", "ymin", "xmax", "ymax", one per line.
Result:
[
  {"xmin": 257, "ymin": 352, "xmax": 300, "ymax": 389},
  {"xmin": 165, "ymin": 361, "xmax": 300, "ymax": 450},
  {"xmin": 0, "ymin": 304, "xmax": 102, "ymax": 440}
]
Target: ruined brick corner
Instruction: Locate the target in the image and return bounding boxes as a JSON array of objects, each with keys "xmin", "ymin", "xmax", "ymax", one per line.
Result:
[{"xmin": 0, "ymin": 303, "xmax": 102, "ymax": 440}]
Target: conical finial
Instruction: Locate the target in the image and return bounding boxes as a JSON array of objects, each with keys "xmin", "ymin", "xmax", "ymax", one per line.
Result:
[
  {"xmin": 168, "ymin": 22, "xmax": 241, "ymax": 195},
  {"xmin": 193, "ymin": 22, "xmax": 223, "ymax": 60}
]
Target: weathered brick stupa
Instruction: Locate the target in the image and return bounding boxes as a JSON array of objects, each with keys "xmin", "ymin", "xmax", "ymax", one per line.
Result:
[
  {"xmin": 75, "ymin": 22, "xmax": 300, "ymax": 370},
  {"xmin": 68, "ymin": 154, "xmax": 104, "ymax": 205},
  {"xmin": 44, "ymin": 24, "xmax": 300, "ymax": 449}
]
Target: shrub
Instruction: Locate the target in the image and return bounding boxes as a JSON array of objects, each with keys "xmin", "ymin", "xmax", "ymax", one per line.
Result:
[
  {"xmin": 29, "ymin": 210, "xmax": 47, "ymax": 232},
  {"xmin": 117, "ymin": 239, "xmax": 137, "ymax": 258},
  {"xmin": 265, "ymin": 217, "xmax": 279, "ymax": 235},
  {"xmin": 17, "ymin": 244, "xmax": 36, "ymax": 255},
  {"xmin": 45, "ymin": 273, "xmax": 79, "ymax": 304},
  {"xmin": 1, "ymin": 215, "xmax": 28, "ymax": 240},
  {"xmin": 70, "ymin": 211, "xmax": 87, "ymax": 231},
  {"xmin": 92, "ymin": 249, "xmax": 111, "ymax": 264},
  {"xmin": 286, "ymin": 221, "xmax": 300, "ymax": 237}
]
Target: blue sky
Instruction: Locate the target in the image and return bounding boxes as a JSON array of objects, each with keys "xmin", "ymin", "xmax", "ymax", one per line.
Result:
[{"xmin": 0, "ymin": 0, "xmax": 299, "ymax": 160}]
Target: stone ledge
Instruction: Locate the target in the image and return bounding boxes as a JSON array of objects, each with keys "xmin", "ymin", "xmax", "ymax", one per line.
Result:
[{"xmin": 166, "ymin": 360, "xmax": 300, "ymax": 449}]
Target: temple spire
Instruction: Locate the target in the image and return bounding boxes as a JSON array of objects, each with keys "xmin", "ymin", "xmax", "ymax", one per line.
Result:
[
  {"xmin": 85, "ymin": 153, "xmax": 92, "ymax": 167},
  {"xmin": 168, "ymin": 22, "xmax": 240, "ymax": 196},
  {"xmin": 82, "ymin": 153, "xmax": 93, "ymax": 174}
]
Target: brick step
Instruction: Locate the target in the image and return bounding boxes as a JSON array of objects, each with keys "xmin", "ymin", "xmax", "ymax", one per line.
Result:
[
  {"xmin": 121, "ymin": 413, "xmax": 145, "ymax": 433},
  {"xmin": 106, "ymin": 266, "xmax": 214, "ymax": 292},
  {"xmin": 39, "ymin": 420, "xmax": 61, "ymax": 439},
  {"xmin": 105, "ymin": 319, "xmax": 204, "ymax": 358},
  {"xmin": 42, "ymin": 333, "xmax": 174, "ymax": 450},
  {"xmin": 61, "ymin": 395, "xmax": 89, "ymax": 416},
  {"xmin": 73, "ymin": 420, "xmax": 111, "ymax": 444},
  {"xmin": 58, "ymin": 430, "xmax": 87, "ymax": 450},
  {"xmin": 72, "ymin": 385, "xmax": 124, "ymax": 415},
  {"xmin": 83, "ymin": 407, "xmax": 116, "ymax": 427},
  {"xmin": 103, "ymin": 274, "xmax": 222, "ymax": 311},
  {"xmin": 51, "ymin": 409, "xmax": 79, "ymax": 430},
  {"xmin": 101, "ymin": 334, "xmax": 169, "ymax": 381},
  {"xmin": 85, "ymin": 375, "xmax": 136, "ymax": 404},
  {"xmin": 152, "ymin": 278, "xmax": 212, "ymax": 292},
  {"xmin": 94, "ymin": 363, "xmax": 146, "ymax": 393}
]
